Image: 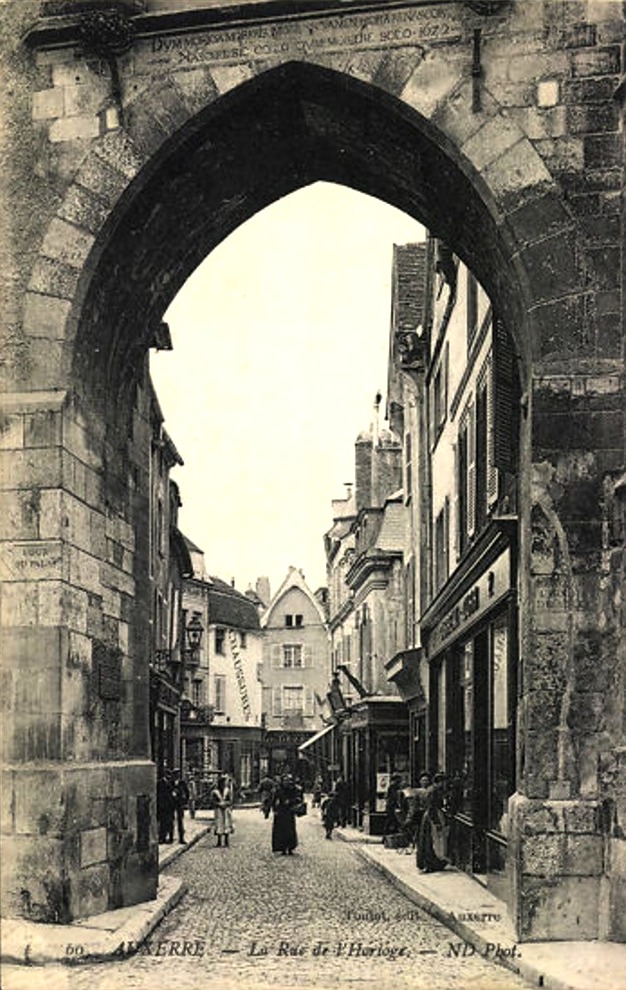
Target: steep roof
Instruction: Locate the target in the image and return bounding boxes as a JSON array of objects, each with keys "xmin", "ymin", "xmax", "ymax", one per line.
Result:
[
  {"xmin": 207, "ymin": 576, "xmax": 261, "ymax": 631},
  {"xmin": 261, "ymin": 566, "xmax": 328, "ymax": 628}
]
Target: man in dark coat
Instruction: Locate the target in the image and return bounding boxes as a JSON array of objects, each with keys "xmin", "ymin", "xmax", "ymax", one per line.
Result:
[{"xmin": 157, "ymin": 769, "xmax": 175, "ymax": 844}]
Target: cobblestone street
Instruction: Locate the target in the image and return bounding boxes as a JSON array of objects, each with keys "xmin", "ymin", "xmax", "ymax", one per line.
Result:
[{"xmin": 4, "ymin": 808, "xmax": 533, "ymax": 990}]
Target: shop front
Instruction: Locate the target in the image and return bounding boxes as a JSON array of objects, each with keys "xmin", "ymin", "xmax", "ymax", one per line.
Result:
[
  {"xmin": 341, "ymin": 697, "xmax": 409, "ymax": 835},
  {"xmin": 422, "ymin": 533, "xmax": 517, "ymax": 899},
  {"xmin": 298, "ymin": 723, "xmax": 338, "ymax": 791},
  {"xmin": 266, "ymin": 728, "xmax": 316, "ymax": 785}
]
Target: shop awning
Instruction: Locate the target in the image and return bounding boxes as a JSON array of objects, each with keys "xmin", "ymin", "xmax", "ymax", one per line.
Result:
[{"xmin": 298, "ymin": 723, "xmax": 335, "ymax": 752}]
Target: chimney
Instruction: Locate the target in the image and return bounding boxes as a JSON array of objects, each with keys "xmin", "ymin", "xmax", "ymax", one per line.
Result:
[
  {"xmin": 255, "ymin": 576, "xmax": 271, "ymax": 606},
  {"xmin": 355, "ymin": 430, "xmax": 372, "ymax": 512}
]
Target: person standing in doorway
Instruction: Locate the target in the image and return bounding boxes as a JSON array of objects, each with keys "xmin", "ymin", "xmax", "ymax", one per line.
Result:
[
  {"xmin": 157, "ymin": 769, "xmax": 175, "ymax": 844},
  {"xmin": 172, "ymin": 769, "xmax": 189, "ymax": 844},
  {"xmin": 187, "ymin": 771, "xmax": 197, "ymax": 820},
  {"xmin": 211, "ymin": 774, "xmax": 234, "ymax": 848}
]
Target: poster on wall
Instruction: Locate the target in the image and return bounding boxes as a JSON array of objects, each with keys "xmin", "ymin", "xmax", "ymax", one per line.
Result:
[{"xmin": 2, "ymin": 2, "xmax": 624, "ymax": 990}]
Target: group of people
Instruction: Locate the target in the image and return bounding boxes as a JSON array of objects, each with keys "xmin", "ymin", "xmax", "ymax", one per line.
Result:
[
  {"xmin": 156, "ymin": 768, "xmax": 195, "ymax": 844},
  {"xmin": 384, "ymin": 770, "xmax": 450, "ymax": 872},
  {"xmin": 258, "ymin": 773, "xmax": 307, "ymax": 854}
]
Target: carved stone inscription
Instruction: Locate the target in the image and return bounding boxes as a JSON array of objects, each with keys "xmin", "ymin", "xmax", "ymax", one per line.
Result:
[
  {"xmin": 1, "ymin": 541, "xmax": 64, "ymax": 581},
  {"xmin": 140, "ymin": 5, "xmax": 464, "ymax": 69}
]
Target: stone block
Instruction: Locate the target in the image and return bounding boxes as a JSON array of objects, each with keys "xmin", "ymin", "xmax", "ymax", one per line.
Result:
[
  {"xmin": 609, "ymin": 836, "xmax": 626, "ymax": 939},
  {"xmin": 57, "ymin": 184, "xmax": 110, "ymax": 234},
  {"xmin": 26, "ymin": 338, "xmax": 67, "ymax": 392},
  {"xmin": 462, "ymin": 114, "xmax": 523, "ymax": 172},
  {"xmin": 568, "ymin": 102, "xmax": 620, "ymax": 135},
  {"xmin": 0, "ymin": 833, "xmax": 68, "ymax": 922},
  {"xmin": 570, "ymin": 46, "xmax": 621, "ymax": 77},
  {"xmin": 49, "ymin": 114, "xmax": 100, "ymax": 143},
  {"xmin": 14, "ymin": 768, "xmax": 66, "ymax": 836},
  {"xmin": 401, "ymin": 50, "xmax": 462, "ymax": 119},
  {"xmin": 0, "ymin": 490, "xmax": 41, "ymax": 540},
  {"xmin": 102, "ymin": 585, "xmax": 121, "ymax": 620},
  {"xmin": 209, "ymin": 63, "xmax": 254, "ymax": 96},
  {"xmin": 536, "ymin": 79, "xmax": 559, "ymax": 108},
  {"xmin": 22, "ymin": 292, "xmax": 72, "ymax": 339},
  {"xmin": 75, "ymin": 153, "xmax": 129, "ymax": 206},
  {"xmin": 38, "ymin": 582, "xmax": 88, "ymax": 634},
  {"xmin": 101, "ymin": 561, "xmax": 134, "ymax": 597},
  {"xmin": 564, "ymin": 834, "xmax": 604, "ymax": 875},
  {"xmin": 518, "ymin": 875, "xmax": 600, "ymax": 940},
  {"xmin": 32, "ymin": 87, "xmax": 64, "ymax": 120},
  {"xmin": 563, "ymin": 801, "xmax": 599, "ymax": 833},
  {"xmin": 520, "ymin": 802, "xmax": 561, "ymax": 835},
  {"xmin": 125, "ymin": 98, "xmax": 171, "ymax": 158},
  {"xmin": 523, "ymin": 833, "xmax": 564, "ymax": 876},
  {"xmin": 80, "ymin": 826, "xmax": 107, "ymax": 867},
  {"xmin": 64, "ymin": 79, "xmax": 108, "ymax": 118},
  {"xmin": 42, "ymin": 218, "xmax": 95, "ymax": 271},
  {"xmin": 28, "ymin": 256, "xmax": 81, "ymax": 301},
  {"xmin": 0, "ymin": 413, "xmax": 24, "ymax": 450},
  {"xmin": 24, "ymin": 409, "xmax": 62, "ymax": 448},
  {"xmin": 482, "ymin": 138, "xmax": 553, "ymax": 203},
  {"xmin": 69, "ymin": 546, "xmax": 101, "ymax": 595},
  {"xmin": 564, "ymin": 76, "xmax": 619, "ymax": 104},
  {"xmin": 0, "ymin": 581, "xmax": 39, "ymax": 627},
  {"xmin": 10, "ymin": 713, "xmax": 63, "ymax": 762}
]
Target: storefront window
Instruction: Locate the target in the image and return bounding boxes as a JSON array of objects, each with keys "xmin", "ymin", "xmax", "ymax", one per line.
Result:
[
  {"xmin": 437, "ymin": 664, "xmax": 446, "ymax": 772},
  {"xmin": 490, "ymin": 615, "xmax": 510, "ymax": 833},
  {"xmin": 460, "ymin": 641, "xmax": 474, "ymax": 816}
]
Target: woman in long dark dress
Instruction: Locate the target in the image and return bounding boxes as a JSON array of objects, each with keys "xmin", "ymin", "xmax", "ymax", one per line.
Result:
[
  {"xmin": 416, "ymin": 773, "xmax": 448, "ymax": 872},
  {"xmin": 271, "ymin": 774, "xmax": 301, "ymax": 855}
]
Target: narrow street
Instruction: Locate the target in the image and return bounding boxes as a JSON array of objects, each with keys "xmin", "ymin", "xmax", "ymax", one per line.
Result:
[{"xmin": 5, "ymin": 809, "xmax": 533, "ymax": 990}]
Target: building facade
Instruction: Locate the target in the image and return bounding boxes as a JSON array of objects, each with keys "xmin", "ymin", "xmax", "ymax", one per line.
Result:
[
  {"xmin": 260, "ymin": 567, "xmax": 330, "ymax": 784},
  {"xmin": 323, "ymin": 406, "xmax": 410, "ymax": 833},
  {"xmin": 181, "ymin": 542, "xmax": 264, "ymax": 796}
]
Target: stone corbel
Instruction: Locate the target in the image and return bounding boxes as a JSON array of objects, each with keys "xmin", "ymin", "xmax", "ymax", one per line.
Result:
[{"xmin": 77, "ymin": 4, "xmax": 137, "ymax": 127}]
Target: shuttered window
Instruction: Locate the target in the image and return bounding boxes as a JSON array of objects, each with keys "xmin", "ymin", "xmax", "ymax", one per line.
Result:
[{"xmin": 493, "ymin": 317, "xmax": 517, "ymax": 474}]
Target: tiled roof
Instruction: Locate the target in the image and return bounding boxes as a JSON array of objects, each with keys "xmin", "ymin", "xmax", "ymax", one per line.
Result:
[{"xmin": 208, "ymin": 577, "xmax": 261, "ymax": 631}]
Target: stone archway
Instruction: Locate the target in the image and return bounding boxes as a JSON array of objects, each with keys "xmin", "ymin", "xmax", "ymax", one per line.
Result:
[{"xmin": 2, "ymin": 0, "xmax": 623, "ymax": 938}]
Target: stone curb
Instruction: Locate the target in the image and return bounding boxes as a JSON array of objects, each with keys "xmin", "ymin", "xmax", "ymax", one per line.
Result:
[
  {"xmin": 346, "ymin": 840, "xmax": 607, "ymax": 990},
  {"xmin": 158, "ymin": 820, "xmax": 212, "ymax": 870},
  {"xmin": 1, "ymin": 876, "xmax": 186, "ymax": 967}
]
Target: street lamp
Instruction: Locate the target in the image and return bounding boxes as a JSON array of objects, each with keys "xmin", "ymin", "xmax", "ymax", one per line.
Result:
[
  {"xmin": 180, "ymin": 613, "xmax": 205, "ymax": 771},
  {"xmin": 184, "ymin": 613, "xmax": 204, "ymax": 658}
]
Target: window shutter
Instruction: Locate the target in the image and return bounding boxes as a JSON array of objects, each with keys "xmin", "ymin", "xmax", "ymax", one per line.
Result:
[
  {"xmin": 304, "ymin": 645, "xmax": 313, "ymax": 668},
  {"xmin": 486, "ymin": 353, "xmax": 498, "ymax": 504},
  {"xmin": 273, "ymin": 686, "xmax": 282, "ymax": 716},
  {"xmin": 305, "ymin": 687, "xmax": 314, "ymax": 716},
  {"xmin": 493, "ymin": 317, "xmax": 515, "ymax": 474},
  {"xmin": 453, "ymin": 442, "xmax": 460, "ymax": 562},
  {"xmin": 467, "ymin": 401, "xmax": 476, "ymax": 538},
  {"xmin": 442, "ymin": 342, "xmax": 449, "ymax": 423},
  {"xmin": 271, "ymin": 644, "xmax": 282, "ymax": 668}
]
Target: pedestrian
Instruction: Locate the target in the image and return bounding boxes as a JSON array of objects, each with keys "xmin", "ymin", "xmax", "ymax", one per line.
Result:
[
  {"xmin": 211, "ymin": 773, "xmax": 234, "ymax": 848},
  {"xmin": 333, "ymin": 774, "xmax": 349, "ymax": 827},
  {"xmin": 172, "ymin": 768, "xmax": 190, "ymax": 844},
  {"xmin": 258, "ymin": 774, "xmax": 275, "ymax": 820},
  {"xmin": 157, "ymin": 769, "xmax": 175, "ymax": 844},
  {"xmin": 384, "ymin": 772, "xmax": 408, "ymax": 836},
  {"xmin": 416, "ymin": 772, "xmax": 449, "ymax": 873},
  {"xmin": 187, "ymin": 771, "xmax": 197, "ymax": 820},
  {"xmin": 321, "ymin": 789, "xmax": 339, "ymax": 840},
  {"xmin": 271, "ymin": 773, "xmax": 302, "ymax": 855},
  {"xmin": 312, "ymin": 775, "xmax": 323, "ymax": 808}
]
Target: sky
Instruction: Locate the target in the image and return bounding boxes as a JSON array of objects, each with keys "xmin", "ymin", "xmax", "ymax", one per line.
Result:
[{"xmin": 150, "ymin": 181, "xmax": 424, "ymax": 598}]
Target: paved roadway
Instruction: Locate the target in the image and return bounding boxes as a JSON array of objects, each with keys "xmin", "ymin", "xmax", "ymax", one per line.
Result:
[{"xmin": 3, "ymin": 808, "xmax": 533, "ymax": 990}]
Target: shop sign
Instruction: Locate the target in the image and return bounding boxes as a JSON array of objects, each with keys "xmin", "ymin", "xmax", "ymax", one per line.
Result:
[{"xmin": 430, "ymin": 549, "xmax": 510, "ymax": 654}]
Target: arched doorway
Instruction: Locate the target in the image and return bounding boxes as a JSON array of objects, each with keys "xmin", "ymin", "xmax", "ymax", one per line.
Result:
[{"xmin": 3, "ymin": 45, "xmax": 622, "ymax": 940}]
